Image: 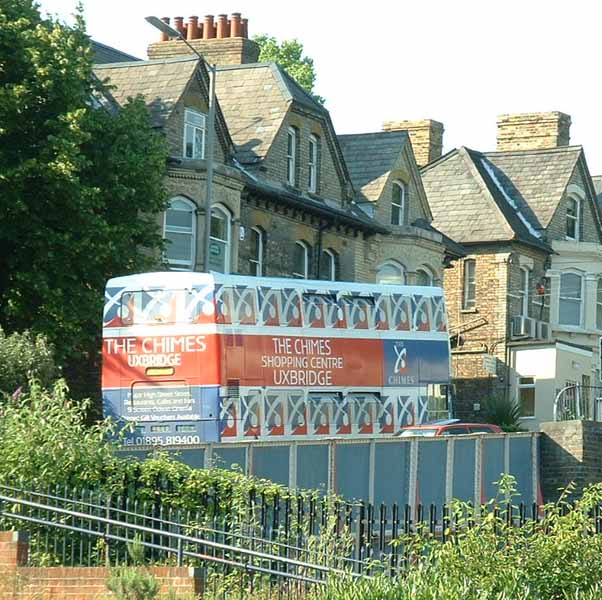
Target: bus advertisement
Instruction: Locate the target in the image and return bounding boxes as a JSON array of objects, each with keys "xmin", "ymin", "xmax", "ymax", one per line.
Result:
[{"xmin": 102, "ymin": 272, "xmax": 451, "ymax": 446}]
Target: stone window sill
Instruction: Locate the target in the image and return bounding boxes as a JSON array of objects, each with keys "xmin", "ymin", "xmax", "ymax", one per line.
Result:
[{"xmin": 460, "ymin": 308, "xmax": 479, "ymax": 314}]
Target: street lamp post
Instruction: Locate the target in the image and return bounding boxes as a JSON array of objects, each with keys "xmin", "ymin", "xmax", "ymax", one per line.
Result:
[{"xmin": 145, "ymin": 16, "xmax": 216, "ymax": 273}]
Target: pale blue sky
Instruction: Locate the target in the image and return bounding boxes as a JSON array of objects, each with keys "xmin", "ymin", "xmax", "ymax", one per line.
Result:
[{"xmin": 38, "ymin": 0, "xmax": 602, "ymax": 174}]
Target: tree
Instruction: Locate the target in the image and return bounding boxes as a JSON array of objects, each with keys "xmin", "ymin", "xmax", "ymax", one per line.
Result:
[
  {"xmin": 253, "ymin": 34, "xmax": 325, "ymax": 104},
  {"xmin": 0, "ymin": 1, "xmax": 168, "ymax": 400}
]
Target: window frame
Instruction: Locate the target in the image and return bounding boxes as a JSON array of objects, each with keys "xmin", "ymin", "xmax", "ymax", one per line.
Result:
[
  {"xmin": 293, "ymin": 240, "xmax": 311, "ymax": 279},
  {"xmin": 559, "ymin": 271, "xmax": 583, "ymax": 327},
  {"xmin": 376, "ymin": 261, "xmax": 406, "ymax": 285},
  {"xmin": 519, "ymin": 266, "xmax": 530, "ymax": 317},
  {"xmin": 462, "ymin": 259, "xmax": 476, "ymax": 310},
  {"xmin": 566, "ymin": 197, "xmax": 580, "ymax": 241},
  {"xmin": 518, "ymin": 376, "xmax": 536, "ymax": 418},
  {"xmin": 183, "ymin": 108, "xmax": 207, "ymax": 160},
  {"xmin": 391, "ymin": 181, "xmax": 407, "ymax": 226},
  {"xmin": 308, "ymin": 134, "xmax": 319, "ymax": 193},
  {"xmin": 597, "ymin": 279, "xmax": 602, "ymax": 331},
  {"xmin": 319, "ymin": 248, "xmax": 338, "ymax": 281},
  {"xmin": 286, "ymin": 127, "xmax": 297, "ymax": 187},
  {"xmin": 163, "ymin": 196, "xmax": 197, "ymax": 271},
  {"xmin": 208, "ymin": 204, "xmax": 232, "ymax": 274},
  {"xmin": 249, "ymin": 226, "xmax": 264, "ymax": 277},
  {"xmin": 416, "ymin": 268, "xmax": 434, "ymax": 287}
]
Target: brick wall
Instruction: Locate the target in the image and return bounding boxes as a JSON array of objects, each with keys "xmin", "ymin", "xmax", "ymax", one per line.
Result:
[
  {"xmin": 148, "ymin": 38, "xmax": 260, "ymax": 65},
  {"xmin": 496, "ymin": 112, "xmax": 571, "ymax": 152},
  {"xmin": 0, "ymin": 531, "xmax": 202, "ymax": 600},
  {"xmin": 540, "ymin": 420, "xmax": 602, "ymax": 501},
  {"xmin": 381, "ymin": 119, "xmax": 444, "ymax": 167}
]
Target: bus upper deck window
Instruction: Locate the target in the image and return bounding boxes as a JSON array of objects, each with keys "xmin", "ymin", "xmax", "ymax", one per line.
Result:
[{"xmin": 121, "ymin": 289, "xmax": 184, "ymax": 325}]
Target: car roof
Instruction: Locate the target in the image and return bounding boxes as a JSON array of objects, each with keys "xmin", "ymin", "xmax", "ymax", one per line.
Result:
[{"xmin": 404, "ymin": 423, "xmax": 499, "ymax": 429}]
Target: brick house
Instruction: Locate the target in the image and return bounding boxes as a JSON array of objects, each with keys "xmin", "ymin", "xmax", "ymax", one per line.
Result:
[
  {"xmin": 419, "ymin": 112, "xmax": 602, "ymax": 429},
  {"xmin": 91, "ymin": 13, "xmax": 461, "ymax": 289}
]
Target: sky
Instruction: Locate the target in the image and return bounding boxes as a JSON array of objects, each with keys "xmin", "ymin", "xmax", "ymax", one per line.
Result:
[{"xmin": 38, "ymin": 0, "xmax": 602, "ymax": 174}]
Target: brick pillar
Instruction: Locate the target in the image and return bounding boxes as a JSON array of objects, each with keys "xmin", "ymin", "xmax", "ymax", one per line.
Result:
[
  {"xmin": 540, "ymin": 420, "xmax": 602, "ymax": 502},
  {"xmin": 0, "ymin": 531, "xmax": 29, "ymax": 569},
  {"xmin": 496, "ymin": 112, "xmax": 571, "ymax": 152},
  {"xmin": 381, "ymin": 119, "xmax": 444, "ymax": 167}
]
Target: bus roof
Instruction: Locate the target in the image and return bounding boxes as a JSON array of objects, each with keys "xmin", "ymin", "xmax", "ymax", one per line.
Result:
[{"xmin": 106, "ymin": 271, "xmax": 444, "ymax": 297}]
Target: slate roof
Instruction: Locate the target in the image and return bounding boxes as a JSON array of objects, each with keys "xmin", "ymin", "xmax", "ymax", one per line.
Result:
[
  {"xmin": 91, "ymin": 40, "xmax": 140, "ymax": 64},
  {"xmin": 421, "ymin": 147, "xmax": 557, "ymax": 249},
  {"xmin": 215, "ymin": 62, "xmax": 330, "ymax": 165},
  {"xmin": 338, "ymin": 131, "xmax": 410, "ymax": 202},
  {"xmin": 93, "ymin": 57, "xmax": 199, "ymax": 128}
]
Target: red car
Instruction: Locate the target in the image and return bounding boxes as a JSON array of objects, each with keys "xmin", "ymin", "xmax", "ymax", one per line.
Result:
[{"xmin": 397, "ymin": 420, "xmax": 503, "ymax": 437}]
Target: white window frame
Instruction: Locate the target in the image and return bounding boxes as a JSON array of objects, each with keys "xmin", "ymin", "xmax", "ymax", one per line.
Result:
[
  {"xmin": 462, "ymin": 259, "xmax": 476, "ymax": 310},
  {"xmin": 287, "ymin": 127, "xmax": 297, "ymax": 186},
  {"xmin": 391, "ymin": 181, "xmax": 406, "ymax": 226},
  {"xmin": 183, "ymin": 108, "xmax": 207, "ymax": 160},
  {"xmin": 519, "ymin": 266, "xmax": 530, "ymax": 317},
  {"xmin": 559, "ymin": 271, "xmax": 583, "ymax": 327},
  {"xmin": 163, "ymin": 196, "xmax": 196, "ymax": 271},
  {"xmin": 597, "ymin": 279, "xmax": 602, "ymax": 331},
  {"xmin": 376, "ymin": 260, "xmax": 406, "ymax": 285},
  {"xmin": 208, "ymin": 204, "xmax": 231, "ymax": 274},
  {"xmin": 566, "ymin": 197, "xmax": 580, "ymax": 241},
  {"xmin": 308, "ymin": 134, "xmax": 318, "ymax": 193},
  {"xmin": 320, "ymin": 248, "xmax": 337, "ymax": 281},
  {"xmin": 518, "ymin": 376, "xmax": 536, "ymax": 418},
  {"xmin": 293, "ymin": 240, "xmax": 310, "ymax": 279},
  {"xmin": 249, "ymin": 226, "xmax": 264, "ymax": 276}
]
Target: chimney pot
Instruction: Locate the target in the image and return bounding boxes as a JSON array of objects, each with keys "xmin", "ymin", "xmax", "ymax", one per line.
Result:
[
  {"xmin": 230, "ymin": 12, "xmax": 242, "ymax": 37},
  {"xmin": 241, "ymin": 18, "xmax": 248, "ymax": 38},
  {"xmin": 216, "ymin": 14, "xmax": 228, "ymax": 39},
  {"xmin": 203, "ymin": 15, "xmax": 215, "ymax": 39},
  {"xmin": 187, "ymin": 16, "xmax": 199, "ymax": 40},
  {"xmin": 159, "ymin": 17, "xmax": 170, "ymax": 41},
  {"xmin": 173, "ymin": 16, "xmax": 185, "ymax": 36}
]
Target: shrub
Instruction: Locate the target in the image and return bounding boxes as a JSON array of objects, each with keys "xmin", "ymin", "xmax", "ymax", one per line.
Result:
[
  {"xmin": 0, "ymin": 327, "xmax": 58, "ymax": 397},
  {"xmin": 483, "ymin": 394, "xmax": 524, "ymax": 432}
]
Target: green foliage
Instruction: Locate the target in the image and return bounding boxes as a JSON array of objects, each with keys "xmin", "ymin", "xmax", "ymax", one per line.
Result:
[
  {"xmin": 106, "ymin": 540, "xmax": 161, "ymax": 600},
  {"xmin": 253, "ymin": 34, "xmax": 325, "ymax": 104},
  {"xmin": 0, "ymin": 0, "xmax": 168, "ymax": 400},
  {"xmin": 483, "ymin": 394, "xmax": 524, "ymax": 432},
  {"xmin": 0, "ymin": 327, "xmax": 58, "ymax": 396},
  {"xmin": 0, "ymin": 378, "xmax": 119, "ymax": 487}
]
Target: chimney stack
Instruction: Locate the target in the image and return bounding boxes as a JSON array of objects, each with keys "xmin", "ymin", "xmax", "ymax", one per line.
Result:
[
  {"xmin": 496, "ymin": 112, "xmax": 571, "ymax": 152},
  {"xmin": 382, "ymin": 119, "xmax": 444, "ymax": 167},
  {"xmin": 147, "ymin": 11, "xmax": 260, "ymax": 65}
]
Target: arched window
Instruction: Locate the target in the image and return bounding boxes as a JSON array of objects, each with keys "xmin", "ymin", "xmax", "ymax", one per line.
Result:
[
  {"xmin": 376, "ymin": 261, "xmax": 406, "ymax": 285},
  {"xmin": 319, "ymin": 248, "xmax": 338, "ymax": 281},
  {"xmin": 391, "ymin": 181, "xmax": 407, "ymax": 226},
  {"xmin": 163, "ymin": 196, "xmax": 196, "ymax": 271},
  {"xmin": 183, "ymin": 108, "xmax": 206, "ymax": 159},
  {"xmin": 293, "ymin": 240, "xmax": 311, "ymax": 279},
  {"xmin": 596, "ymin": 278, "xmax": 602, "ymax": 330},
  {"xmin": 416, "ymin": 268, "xmax": 434, "ymax": 286},
  {"xmin": 462, "ymin": 259, "xmax": 476, "ymax": 310},
  {"xmin": 308, "ymin": 134, "xmax": 320, "ymax": 193},
  {"xmin": 287, "ymin": 127, "xmax": 298, "ymax": 187},
  {"xmin": 519, "ymin": 267, "xmax": 530, "ymax": 317},
  {"xmin": 559, "ymin": 272, "xmax": 583, "ymax": 326},
  {"xmin": 566, "ymin": 197, "xmax": 580, "ymax": 240},
  {"xmin": 208, "ymin": 204, "xmax": 231, "ymax": 273},
  {"xmin": 249, "ymin": 226, "xmax": 264, "ymax": 276}
]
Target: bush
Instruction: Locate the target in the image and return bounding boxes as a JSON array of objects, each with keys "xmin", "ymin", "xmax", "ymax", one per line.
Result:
[
  {"xmin": 483, "ymin": 394, "xmax": 524, "ymax": 432},
  {"xmin": 0, "ymin": 327, "xmax": 58, "ymax": 397}
]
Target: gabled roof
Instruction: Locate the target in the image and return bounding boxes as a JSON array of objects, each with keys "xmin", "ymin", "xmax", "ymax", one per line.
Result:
[
  {"xmin": 93, "ymin": 57, "xmax": 200, "ymax": 128},
  {"xmin": 338, "ymin": 130, "xmax": 410, "ymax": 202},
  {"xmin": 421, "ymin": 147, "xmax": 551, "ymax": 250},
  {"xmin": 481, "ymin": 146, "xmax": 582, "ymax": 229},
  {"xmin": 91, "ymin": 40, "xmax": 140, "ymax": 64}
]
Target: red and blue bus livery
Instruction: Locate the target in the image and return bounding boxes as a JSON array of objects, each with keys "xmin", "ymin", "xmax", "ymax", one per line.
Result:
[{"xmin": 102, "ymin": 272, "xmax": 451, "ymax": 446}]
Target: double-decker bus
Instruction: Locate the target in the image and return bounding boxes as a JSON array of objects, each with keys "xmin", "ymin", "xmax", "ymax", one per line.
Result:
[{"xmin": 102, "ymin": 272, "xmax": 451, "ymax": 446}]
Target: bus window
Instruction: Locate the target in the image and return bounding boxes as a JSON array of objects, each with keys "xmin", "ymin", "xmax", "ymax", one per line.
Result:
[
  {"xmin": 279, "ymin": 288, "xmax": 303, "ymax": 327},
  {"xmin": 215, "ymin": 286, "xmax": 234, "ymax": 324},
  {"xmin": 389, "ymin": 294, "xmax": 411, "ymax": 330},
  {"xmin": 308, "ymin": 392, "xmax": 338, "ymax": 436},
  {"xmin": 232, "ymin": 285, "xmax": 257, "ymax": 325},
  {"xmin": 431, "ymin": 296, "xmax": 447, "ymax": 332},
  {"xmin": 342, "ymin": 295, "xmax": 373, "ymax": 330},
  {"xmin": 332, "ymin": 393, "xmax": 352, "ymax": 435},
  {"xmin": 257, "ymin": 287, "xmax": 280, "ymax": 326},
  {"xmin": 426, "ymin": 384, "xmax": 450, "ymax": 422},
  {"xmin": 287, "ymin": 390, "xmax": 307, "ymax": 436},
  {"xmin": 121, "ymin": 289, "xmax": 183, "ymax": 325},
  {"xmin": 303, "ymin": 294, "xmax": 326, "ymax": 328},
  {"xmin": 412, "ymin": 295, "xmax": 431, "ymax": 331},
  {"xmin": 373, "ymin": 294, "xmax": 390, "ymax": 330},
  {"xmin": 349, "ymin": 392, "xmax": 380, "ymax": 434}
]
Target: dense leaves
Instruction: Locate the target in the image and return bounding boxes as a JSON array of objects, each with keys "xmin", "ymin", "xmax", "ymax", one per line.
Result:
[
  {"xmin": 0, "ymin": 327, "xmax": 57, "ymax": 395},
  {"xmin": 0, "ymin": 1, "xmax": 168, "ymax": 401},
  {"xmin": 253, "ymin": 34, "xmax": 325, "ymax": 104}
]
